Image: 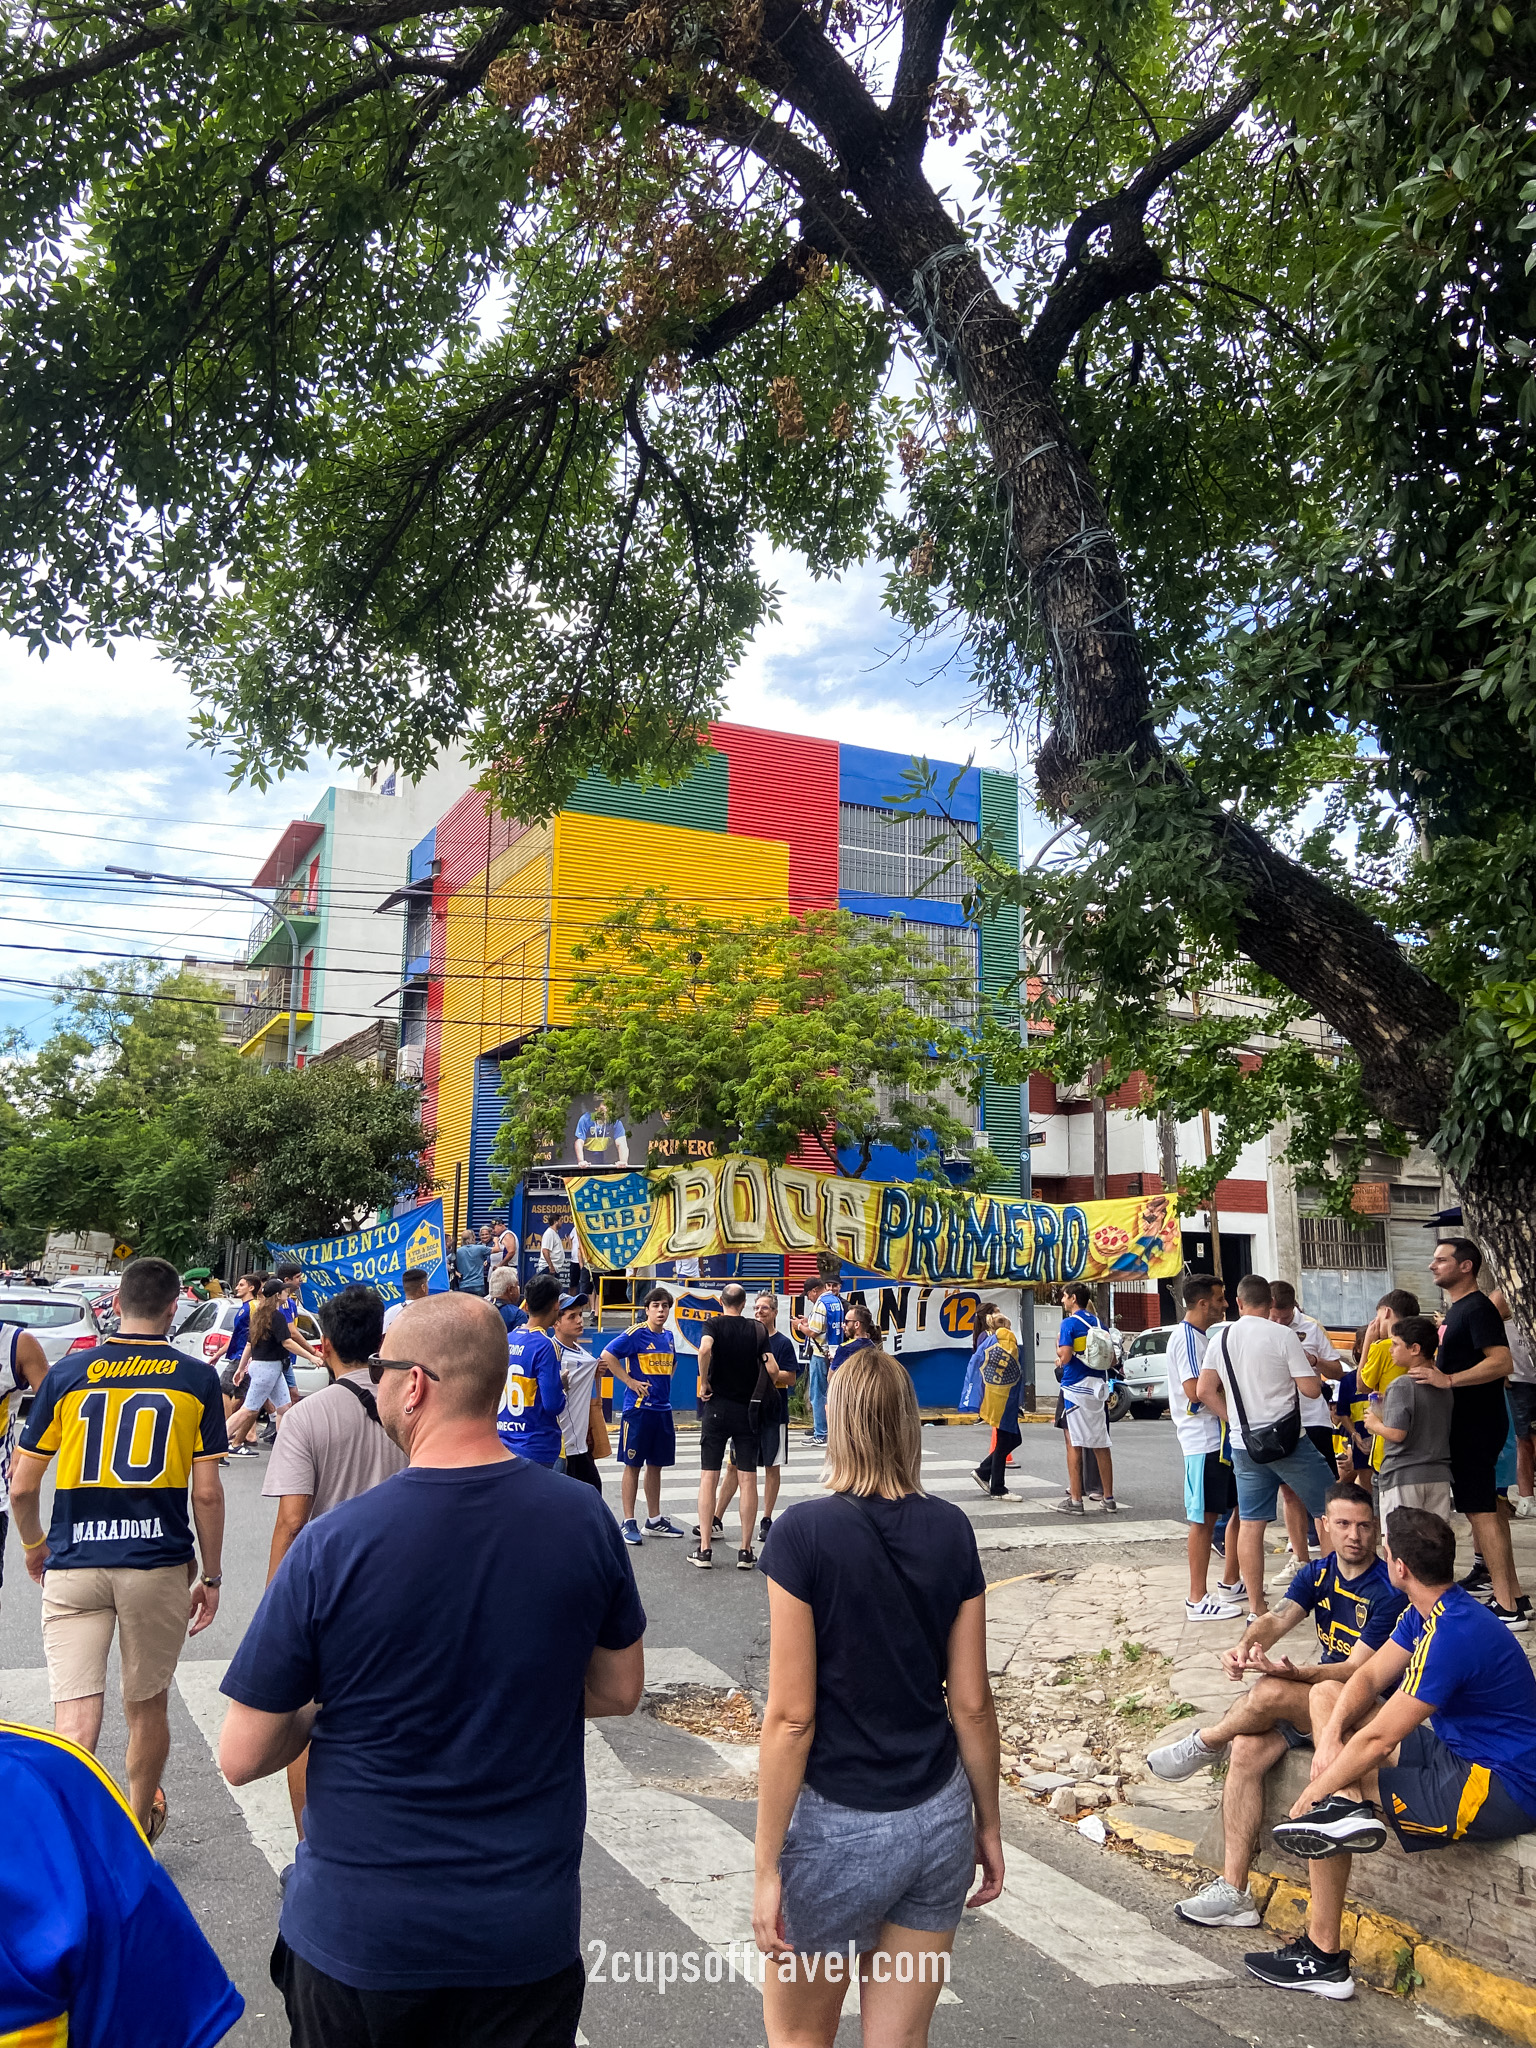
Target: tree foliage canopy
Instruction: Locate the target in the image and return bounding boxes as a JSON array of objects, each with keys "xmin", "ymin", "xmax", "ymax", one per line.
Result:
[
  {"xmin": 488, "ymin": 891, "xmax": 998, "ymax": 1185},
  {"xmin": 4, "ymin": 0, "xmax": 1536, "ymax": 1287}
]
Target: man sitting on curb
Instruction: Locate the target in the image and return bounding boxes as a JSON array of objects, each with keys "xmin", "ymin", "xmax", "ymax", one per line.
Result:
[
  {"xmin": 1148, "ymin": 1482, "xmax": 1406, "ymax": 1930},
  {"xmin": 1247, "ymin": 1507, "xmax": 1536, "ymax": 2000}
]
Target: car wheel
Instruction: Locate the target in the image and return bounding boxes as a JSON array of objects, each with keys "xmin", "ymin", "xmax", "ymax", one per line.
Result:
[{"xmin": 1105, "ymin": 1387, "xmax": 1131, "ymax": 1425}]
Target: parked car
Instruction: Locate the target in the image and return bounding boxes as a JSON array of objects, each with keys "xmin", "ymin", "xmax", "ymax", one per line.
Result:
[
  {"xmin": 1117, "ymin": 1326, "xmax": 1178, "ymax": 1419},
  {"xmin": 171, "ymin": 1297, "xmax": 330, "ymax": 1394},
  {"xmin": 0, "ymin": 1290, "xmax": 103, "ymax": 1412}
]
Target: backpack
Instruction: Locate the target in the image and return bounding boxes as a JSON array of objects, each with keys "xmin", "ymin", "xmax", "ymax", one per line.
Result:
[{"xmin": 1082, "ymin": 1322, "xmax": 1118, "ymax": 1378}]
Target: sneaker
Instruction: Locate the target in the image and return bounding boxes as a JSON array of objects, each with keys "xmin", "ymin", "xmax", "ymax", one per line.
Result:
[
  {"xmin": 972, "ymin": 1472, "xmax": 991, "ymax": 1494},
  {"xmin": 1053, "ymin": 1495, "xmax": 1085, "ymax": 1514},
  {"xmin": 644, "ymin": 1516, "xmax": 687, "ymax": 1537},
  {"xmin": 1516, "ymin": 1496, "xmax": 1536, "ymax": 1520},
  {"xmin": 1211, "ymin": 1527, "xmax": 1227, "ymax": 1557},
  {"xmin": 688, "ymin": 1545, "xmax": 713, "ymax": 1569},
  {"xmin": 988, "ymin": 1488, "xmax": 1011, "ymax": 1499},
  {"xmin": 736, "ymin": 1547, "xmax": 756, "ymax": 1570},
  {"xmin": 229, "ymin": 1443, "xmax": 260, "ymax": 1458},
  {"xmin": 1271, "ymin": 1794, "xmax": 1386, "ymax": 1860},
  {"xmin": 1148, "ymin": 1727, "xmax": 1222, "ymax": 1780},
  {"xmin": 1216, "ymin": 1578, "xmax": 1246, "ymax": 1601},
  {"xmin": 621, "ymin": 1518, "xmax": 643, "ymax": 1547},
  {"xmin": 808, "ymin": 1434, "xmax": 827, "ymax": 1446},
  {"xmin": 1101, "ymin": 1495, "xmax": 1118, "ymax": 1513},
  {"xmin": 1087, "ymin": 1488, "xmax": 1103, "ymax": 1502},
  {"xmin": 1244, "ymin": 1934, "xmax": 1355, "ymax": 1999},
  {"xmin": 1185, "ymin": 1593, "xmax": 1245, "ymax": 1623},
  {"xmin": 692, "ymin": 1518, "xmax": 725, "ymax": 1538},
  {"xmin": 1175, "ymin": 1877, "xmax": 1261, "ymax": 1929},
  {"xmin": 1460, "ymin": 1558, "xmax": 1493, "ymax": 1596},
  {"xmin": 759, "ymin": 1516, "xmax": 773, "ymax": 1540},
  {"xmin": 1489, "ymin": 1599, "xmax": 1530, "ymax": 1633}
]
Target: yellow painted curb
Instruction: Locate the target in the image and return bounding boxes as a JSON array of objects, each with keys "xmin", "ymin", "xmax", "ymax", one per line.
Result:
[
  {"xmin": 1103, "ymin": 1809, "xmax": 1199, "ymax": 1860},
  {"xmin": 1416, "ymin": 1942, "xmax": 1536, "ymax": 2048}
]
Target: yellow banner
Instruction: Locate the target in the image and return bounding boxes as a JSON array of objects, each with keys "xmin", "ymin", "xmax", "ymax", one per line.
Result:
[{"xmin": 565, "ymin": 1156, "xmax": 1180, "ymax": 1285}]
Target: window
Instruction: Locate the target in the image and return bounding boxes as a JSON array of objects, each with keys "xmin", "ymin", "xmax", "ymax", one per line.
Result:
[
  {"xmin": 1299, "ymin": 1216, "xmax": 1389, "ymax": 1271},
  {"xmin": 838, "ymin": 805, "xmax": 977, "ymax": 903},
  {"xmin": 405, "ymin": 895, "xmax": 432, "ymax": 963}
]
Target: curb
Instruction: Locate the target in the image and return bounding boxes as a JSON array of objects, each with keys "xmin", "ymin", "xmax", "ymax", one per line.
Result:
[{"xmin": 1100, "ymin": 1809, "xmax": 1536, "ymax": 2045}]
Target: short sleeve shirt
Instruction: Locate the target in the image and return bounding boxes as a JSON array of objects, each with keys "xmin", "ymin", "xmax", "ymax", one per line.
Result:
[
  {"xmin": 1058, "ymin": 1310, "xmax": 1103, "ymax": 1389},
  {"xmin": 498, "ymin": 1327, "xmax": 565, "ymax": 1465},
  {"xmin": 0, "ymin": 1326, "xmax": 33, "ymax": 1514},
  {"xmin": 262, "ymin": 1369, "xmax": 407, "ymax": 1516},
  {"xmin": 1394, "ymin": 1585, "xmax": 1536, "ymax": 1813},
  {"xmin": 603, "ymin": 1324, "xmax": 676, "ymax": 1411},
  {"xmin": 701, "ymin": 1315, "xmax": 767, "ymax": 1403},
  {"xmin": 1437, "ymin": 1290, "xmax": 1511, "ymax": 1449},
  {"xmin": 1165, "ymin": 1322, "xmax": 1218, "ymax": 1455},
  {"xmin": 1284, "ymin": 1555, "xmax": 1407, "ymax": 1662},
  {"xmin": 18, "ymin": 1339, "xmax": 228, "ymax": 1569}
]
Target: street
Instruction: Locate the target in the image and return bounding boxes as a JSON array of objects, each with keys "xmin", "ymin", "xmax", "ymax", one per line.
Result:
[{"xmin": 1, "ymin": 1418, "xmax": 1440, "ymax": 2048}]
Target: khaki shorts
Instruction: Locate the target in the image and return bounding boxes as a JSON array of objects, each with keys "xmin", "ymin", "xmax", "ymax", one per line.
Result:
[
  {"xmin": 41, "ymin": 1562, "xmax": 195, "ymax": 1703},
  {"xmin": 1379, "ymin": 1477, "xmax": 1454, "ymax": 1527}
]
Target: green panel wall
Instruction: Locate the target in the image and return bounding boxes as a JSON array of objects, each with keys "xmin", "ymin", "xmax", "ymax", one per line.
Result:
[
  {"xmin": 978, "ymin": 770, "xmax": 1025, "ymax": 1194},
  {"xmin": 563, "ymin": 750, "xmax": 729, "ymax": 831}
]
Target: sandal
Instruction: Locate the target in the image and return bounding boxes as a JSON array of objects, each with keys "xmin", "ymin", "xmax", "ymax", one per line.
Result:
[{"xmin": 146, "ymin": 1785, "xmax": 168, "ymax": 1846}]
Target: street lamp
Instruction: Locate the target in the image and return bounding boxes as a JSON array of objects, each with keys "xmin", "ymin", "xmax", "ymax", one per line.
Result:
[{"xmin": 104, "ymin": 866, "xmax": 302, "ymax": 1069}]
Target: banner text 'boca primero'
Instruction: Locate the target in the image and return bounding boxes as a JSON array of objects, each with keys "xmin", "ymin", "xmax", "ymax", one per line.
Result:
[{"xmin": 566, "ymin": 1155, "xmax": 1181, "ymax": 1284}]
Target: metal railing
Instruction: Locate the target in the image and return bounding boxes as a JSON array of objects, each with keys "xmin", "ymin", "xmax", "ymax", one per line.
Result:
[{"xmin": 237, "ymin": 990, "xmax": 300, "ymax": 1048}]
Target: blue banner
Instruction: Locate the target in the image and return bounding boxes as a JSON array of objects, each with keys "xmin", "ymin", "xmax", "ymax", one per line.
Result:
[{"xmin": 268, "ymin": 1198, "xmax": 450, "ymax": 1313}]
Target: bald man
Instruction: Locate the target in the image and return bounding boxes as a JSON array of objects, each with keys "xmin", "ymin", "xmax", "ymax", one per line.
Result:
[{"xmin": 220, "ymin": 1294, "xmax": 646, "ymax": 2048}]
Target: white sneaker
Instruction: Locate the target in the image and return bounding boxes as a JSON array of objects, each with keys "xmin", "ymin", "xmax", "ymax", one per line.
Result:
[
  {"xmin": 1516, "ymin": 1496, "xmax": 1536, "ymax": 1520},
  {"xmin": 1147, "ymin": 1727, "xmax": 1223, "ymax": 1780},
  {"xmin": 1186, "ymin": 1593, "xmax": 1245, "ymax": 1622},
  {"xmin": 1216, "ymin": 1578, "xmax": 1246, "ymax": 1600},
  {"xmin": 1175, "ymin": 1877, "xmax": 1261, "ymax": 1929}
]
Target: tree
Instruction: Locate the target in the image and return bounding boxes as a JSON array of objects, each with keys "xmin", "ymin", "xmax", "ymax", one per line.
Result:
[
  {"xmin": 487, "ymin": 891, "xmax": 998, "ymax": 1185},
  {"xmin": 4, "ymin": 0, "xmax": 1536, "ymax": 1299},
  {"xmin": 199, "ymin": 1060, "xmax": 433, "ymax": 1241}
]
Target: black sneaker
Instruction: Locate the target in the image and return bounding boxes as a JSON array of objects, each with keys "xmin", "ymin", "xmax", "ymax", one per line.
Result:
[
  {"xmin": 1490, "ymin": 1599, "xmax": 1531, "ymax": 1633},
  {"xmin": 1271, "ymin": 1795, "xmax": 1386, "ymax": 1860},
  {"xmin": 691, "ymin": 1517, "xmax": 725, "ymax": 1538},
  {"xmin": 759, "ymin": 1516, "xmax": 773, "ymax": 1540},
  {"xmin": 1245, "ymin": 1934, "xmax": 1355, "ymax": 1999},
  {"xmin": 1459, "ymin": 1558, "xmax": 1493, "ymax": 1596},
  {"xmin": 737, "ymin": 1547, "xmax": 756, "ymax": 1570},
  {"xmin": 688, "ymin": 1545, "xmax": 713, "ymax": 1569}
]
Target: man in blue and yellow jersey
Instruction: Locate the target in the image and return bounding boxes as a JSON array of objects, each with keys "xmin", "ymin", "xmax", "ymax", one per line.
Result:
[
  {"xmin": 1256, "ymin": 1507, "xmax": 1536, "ymax": 1998},
  {"xmin": 0, "ymin": 1312, "xmax": 49, "ymax": 1611},
  {"xmin": 497, "ymin": 1271, "xmax": 566, "ymax": 1465},
  {"xmin": 1148, "ymin": 1481, "xmax": 1405, "ymax": 1935},
  {"xmin": 11, "ymin": 1256, "xmax": 228, "ymax": 1842},
  {"xmin": 0, "ymin": 1718, "xmax": 242, "ymax": 2046},
  {"xmin": 602, "ymin": 1287, "xmax": 687, "ymax": 1545}
]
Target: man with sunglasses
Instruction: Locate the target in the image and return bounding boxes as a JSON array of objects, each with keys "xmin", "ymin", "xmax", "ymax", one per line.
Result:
[{"xmin": 220, "ymin": 1291, "xmax": 646, "ymax": 2048}]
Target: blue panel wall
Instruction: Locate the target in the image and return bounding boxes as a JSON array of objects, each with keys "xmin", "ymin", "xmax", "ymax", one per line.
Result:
[
  {"xmin": 467, "ymin": 1055, "xmax": 510, "ymax": 1226},
  {"xmin": 837, "ymin": 743, "xmax": 982, "ymax": 823}
]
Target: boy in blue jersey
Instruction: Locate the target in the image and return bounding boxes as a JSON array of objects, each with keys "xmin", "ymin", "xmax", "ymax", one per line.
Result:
[
  {"xmin": 1054, "ymin": 1281, "xmax": 1115, "ymax": 1511},
  {"xmin": 1255, "ymin": 1507, "xmax": 1536, "ymax": 1999},
  {"xmin": 497, "ymin": 1273, "xmax": 566, "ymax": 1465},
  {"xmin": 0, "ymin": 1719, "xmax": 243, "ymax": 2047},
  {"xmin": 601, "ymin": 1288, "xmax": 687, "ymax": 1544},
  {"xmin": 1150, "ymin": 1482, "xmax": 1406, "ymax": 1933}
]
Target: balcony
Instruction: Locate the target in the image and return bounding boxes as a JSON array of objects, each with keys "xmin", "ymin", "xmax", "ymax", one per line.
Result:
[
  {"xmin": 246, "ymin": 899, "xmax": 320, "ymax": 970},
  {"xmin": 237, "ymin": 997, "xmax": 315, "ymax": 1057}
]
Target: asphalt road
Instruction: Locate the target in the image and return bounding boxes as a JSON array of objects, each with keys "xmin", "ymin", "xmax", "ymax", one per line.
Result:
[{"xmin": 0, "ymin": 1417, "xmax": 1439, "ymax": 2048}]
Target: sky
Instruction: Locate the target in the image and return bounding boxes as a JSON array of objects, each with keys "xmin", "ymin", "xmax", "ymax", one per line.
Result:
[{"xmin": 0, "ymin": 540, "xmax": 1036, "ymax": 1048}]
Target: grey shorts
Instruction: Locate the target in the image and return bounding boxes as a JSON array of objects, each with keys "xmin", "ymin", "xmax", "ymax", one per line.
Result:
[
  {"xmin": 1509, "ymin": 1382, "xmax": 1536, "ymax": 1442},
  {"xmin": 779, "ymin": 1761, "xmax": 974, "ymax": 1955}
]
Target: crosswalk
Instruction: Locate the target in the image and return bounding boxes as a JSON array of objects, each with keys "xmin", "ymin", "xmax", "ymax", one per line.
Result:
[{"xmin": 648, "ymin": 1449, "xmax": 1188, "ymax": 1553}]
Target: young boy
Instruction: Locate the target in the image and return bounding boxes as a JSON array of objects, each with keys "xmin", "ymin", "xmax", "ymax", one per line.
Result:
[
  {"xmin": 601, "ymin": 1287, "xmax": 687, "ymax": 1544},
  {"xmin": 1363, "ymin": 1314, "xmax": 1454, "ymax": 1525}
]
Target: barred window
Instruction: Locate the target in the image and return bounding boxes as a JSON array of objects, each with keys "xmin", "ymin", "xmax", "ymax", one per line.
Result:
[
  {"xmin": 838, "ymin": 805, "xmax": 977, "ymax": 903},
  {"xmin": 1299, "ymin": 1216, "xmax": 1389, "ymax": 1271}
]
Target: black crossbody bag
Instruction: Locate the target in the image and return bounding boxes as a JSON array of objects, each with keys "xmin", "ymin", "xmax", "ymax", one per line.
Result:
[
  {"xmin": 335, "ymin": 1377, "xmax": 382, "ymax": 1426},
  {"xmin": 1219, "ymin": 1326, "xmax": 1301, "ymax": 1465},
  {"xmin": 840, "ymin": 1495, "xmax": 949, "ymax": 1692}
]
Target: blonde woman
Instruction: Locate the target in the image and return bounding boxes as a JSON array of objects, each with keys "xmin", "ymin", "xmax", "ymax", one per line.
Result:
[{"xmin": 753, "ymin": 1348, "xmax": 1005, "ymax": 2047}]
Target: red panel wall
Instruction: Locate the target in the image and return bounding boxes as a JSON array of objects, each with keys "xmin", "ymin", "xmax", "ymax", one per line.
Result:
[{"xmin": 712, "ymin": 720, "xmax": 840, "ymax": 913}]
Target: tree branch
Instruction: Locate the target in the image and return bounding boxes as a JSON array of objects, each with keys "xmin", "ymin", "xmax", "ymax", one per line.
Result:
[
  {"xmin": 887, "ymin": 0, "xmax": 956, "ymax": 164},
  {"xmin": 1023, "ymin": 75, "xmax": 1259, "ymax": 377}
]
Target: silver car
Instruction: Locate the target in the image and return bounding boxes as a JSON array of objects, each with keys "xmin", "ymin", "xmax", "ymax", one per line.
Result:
[
  {"xmin": 172, "ymin": 1296, "xmax": 330, "ymax": 1394},
  {"xmin": 0, "ymin": 1287, "xmax": 102, "ymax": 1369},
  {"xmin": 1117, "ymin": 1325, "xmax": 1178, "ymax": 1419}
]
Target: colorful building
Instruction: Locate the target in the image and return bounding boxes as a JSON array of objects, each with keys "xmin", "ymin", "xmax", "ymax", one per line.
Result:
[{"xmin": 396, "ymin": 723, "xmax": 1026, "ymax": 1247}]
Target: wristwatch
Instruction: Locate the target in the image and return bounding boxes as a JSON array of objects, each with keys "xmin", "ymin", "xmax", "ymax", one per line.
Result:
[{"xmin": 200, "ymin": 1573, "xmax": 224, "ymax": 1588}]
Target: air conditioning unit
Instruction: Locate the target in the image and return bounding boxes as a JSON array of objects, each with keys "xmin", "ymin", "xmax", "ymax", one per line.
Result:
[
  {"xmin": 1055, "ymin": 1075, "xmax": 1095, "ymax": 1102},
  {"xmin": 397, "ymin": 1042, "xmax": 424, "ymax": 1081}
]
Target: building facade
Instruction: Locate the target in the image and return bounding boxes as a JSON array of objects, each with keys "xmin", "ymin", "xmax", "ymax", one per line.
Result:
[{"xmin": 397, "ymin": 723, "xmax": 1026, "ymax": 1243}]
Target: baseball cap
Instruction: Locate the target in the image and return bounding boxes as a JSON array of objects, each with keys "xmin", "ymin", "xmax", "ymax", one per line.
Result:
[{"xmin": 559, "ymin": 1291, "xmax": 590, "ymax": 1310}]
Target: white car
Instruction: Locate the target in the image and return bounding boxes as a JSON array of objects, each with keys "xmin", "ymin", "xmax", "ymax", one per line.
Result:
[
  {"xmin": 1118, "ymin": 1325, "xmax": 1179, "ymax": 1419},
  {"xmin": 0, "ymin": 1288, "xmax": 103, "ymax": 1370},
  {"xmin": 172, "ymin": 1297, "xmax": 330, "ymax": 1393}
]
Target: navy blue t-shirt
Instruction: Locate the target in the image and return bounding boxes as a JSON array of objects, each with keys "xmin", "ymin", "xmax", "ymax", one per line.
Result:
[
  {"xmin": 761, "ymin": 1491, "xmax": 984, "ymax": 1810},
  {"xmin": 220, "ymin": 1458, "xmax": 646, "ymax": 1990}
]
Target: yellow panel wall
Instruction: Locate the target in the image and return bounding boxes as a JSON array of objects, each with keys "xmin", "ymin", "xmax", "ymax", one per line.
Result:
[
  {"xmin": 548, "ymin": 813, "xmax": 790, "ymax": 1026},
  {"xmin": 435, "ymin": 828, "xmax": 554, "ymax": 1208}
]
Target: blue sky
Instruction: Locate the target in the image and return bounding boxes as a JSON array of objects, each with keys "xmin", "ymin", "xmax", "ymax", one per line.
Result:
[{"xmin": 0, "ymin": 545, "xmax": 1034, "ymax": 1047}]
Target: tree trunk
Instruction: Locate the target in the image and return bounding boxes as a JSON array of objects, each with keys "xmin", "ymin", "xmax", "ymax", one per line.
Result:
[{"xmin": 1455, "ymin": 1133, "xmax": 1536, "ymax": 1343}]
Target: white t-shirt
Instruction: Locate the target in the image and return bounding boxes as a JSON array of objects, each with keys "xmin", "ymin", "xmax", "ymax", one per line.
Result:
[
  {"xmin": 382, "ymin": 1298, "xmax": 419, "ymax": 1331},
  {"xmin": 1505, "ymin": 1318, "xmax": 1536, "ymax": 1386},
  {"xmin": 1278, "ymin": 1309, "xmax": 1337, "ymax": 1428},
  {"xmin": 1165, "ymin": 1322, "xmax": 1219, "ymax": 1455},
  {"xmin": 540, "ymin": 1226, "xmax": 569, "ymax": 1278},
  {"xmin": 557, "ymin": 1343, "xmax": 601, "ymax": 1456},
  {"xmin": 1207, "ymin": 1314, "xmax": 1316, "ymax": 1431}
]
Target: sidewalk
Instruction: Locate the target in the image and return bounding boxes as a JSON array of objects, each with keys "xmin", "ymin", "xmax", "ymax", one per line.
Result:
[{"xmin": 983, "ymin": 1514, "xmax": 1536, "ymax": 2042}]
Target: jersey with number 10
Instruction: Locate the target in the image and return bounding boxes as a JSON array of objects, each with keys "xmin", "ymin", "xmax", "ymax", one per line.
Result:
[{"xmin": 18, "ymin": 1340, "xmax": 228, "ymax": 1571}]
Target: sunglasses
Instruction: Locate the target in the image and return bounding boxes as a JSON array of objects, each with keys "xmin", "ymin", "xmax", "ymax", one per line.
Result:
[{"xmin": 366, "ymin": 1355, "xmax": 441, "ymax": 1384}]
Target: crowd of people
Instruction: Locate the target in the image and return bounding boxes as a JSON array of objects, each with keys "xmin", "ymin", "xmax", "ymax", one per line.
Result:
[{"xmin": 5, "ymin": 1230, "xmax": 1536, "ymax": 2044}]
